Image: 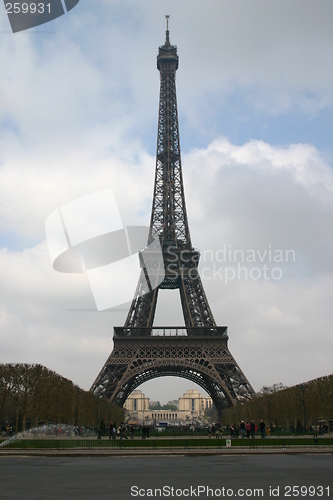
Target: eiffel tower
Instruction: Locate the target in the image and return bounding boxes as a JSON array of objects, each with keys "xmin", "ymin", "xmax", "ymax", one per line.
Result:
[{"xmin": 91, "ymin": 19, "xmax": 255, "ymax": 415}]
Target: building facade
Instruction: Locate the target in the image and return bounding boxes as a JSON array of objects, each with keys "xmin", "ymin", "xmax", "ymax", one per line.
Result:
[
  {"xmin": 123, "ymin": 390, "xmax": 150, "ymax": 412},
  {"xmin": 178, "ymin": 389, "xmax": 213, "ymax": 413},
  {"xmin": 124, "ymin": 389, "xmax": 213, "ymax": 425}
]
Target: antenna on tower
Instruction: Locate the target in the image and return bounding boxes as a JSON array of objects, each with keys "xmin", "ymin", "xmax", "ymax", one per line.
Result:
[{"xmin": 165, "ymin": 14, "xmax": 170, "ymax": 43}]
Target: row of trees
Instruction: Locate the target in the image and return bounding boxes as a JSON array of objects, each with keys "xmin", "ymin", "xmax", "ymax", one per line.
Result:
[
  {"xmin": 0, "ymin": 364, "xmax": 124, "ymax": 433},
  {"xmin": 221, "ymin": 374, "xmax": 333, "ymax": 430},
  {"xmin": 150, "ymin": 402, "xmax": 178, "ymax": 411}
]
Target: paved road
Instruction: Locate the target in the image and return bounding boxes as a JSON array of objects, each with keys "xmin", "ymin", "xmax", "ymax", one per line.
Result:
[{"xmin": 1, "ymin": 454, "xmax": 332, "ymax": 499}]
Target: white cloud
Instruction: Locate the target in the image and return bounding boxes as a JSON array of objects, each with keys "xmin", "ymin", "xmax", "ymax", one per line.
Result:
[
  {"xmin": 2, "ymin": 0, "xmax": 333, "ymax": 153},
  {"xmin": 0, "ymin": 143, "xmax": 154, "ymax": 243},
  {"xmin": 184, "ymin": 138, "xmax": 333, "ymax": 274}
]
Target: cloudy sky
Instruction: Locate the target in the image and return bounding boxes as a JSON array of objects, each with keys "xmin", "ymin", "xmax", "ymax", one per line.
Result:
[{"xmin": 0, "ymin": 0, "xmax": 332, "ymax": 404}]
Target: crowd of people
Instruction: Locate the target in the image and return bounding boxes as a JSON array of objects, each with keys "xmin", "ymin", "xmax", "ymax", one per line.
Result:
[
  {"xmin": 102, "ymin": 422, "xmax": 151, "ymax": 440},
  {"xmin": 105, "ymin": 421, "xmax": 269, "ymax": 440},
  {"xmin": 208, "ymin": 420, "xmax": 268, "ymax": 439},
  {"xmin": 235, "ymin": 420, "xmax": 267, "ymax": 438},
  {"xmin": 1, "ymin": 425, "xmax": 13, "ymax": 437},
  {"xmin": 97, "ymin": 419, "xmax": 329, "ymax": 440}
]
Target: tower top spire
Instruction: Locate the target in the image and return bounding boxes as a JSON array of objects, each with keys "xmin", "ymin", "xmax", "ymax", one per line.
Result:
[
  {"xmin": 158, "ymin": 15, "xmax": 178, "ymax": 71},
  {"xmin": 165, "ymin": 14, "xmax": 170, "ymax": 44},
  {"xmin": 157, "ymin": 15, "xmax": 178, "ymax": 71}
]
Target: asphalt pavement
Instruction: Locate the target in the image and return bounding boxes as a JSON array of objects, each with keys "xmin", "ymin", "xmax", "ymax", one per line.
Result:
[{"xmin": 1, "ymin": 454, "xmax": 332, "ymax": 499}]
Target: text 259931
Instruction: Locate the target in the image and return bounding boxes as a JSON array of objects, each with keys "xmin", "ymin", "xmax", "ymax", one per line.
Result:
[{"xmin": 6, "ymin": 3, "xmax": 51, "ymax": 14}]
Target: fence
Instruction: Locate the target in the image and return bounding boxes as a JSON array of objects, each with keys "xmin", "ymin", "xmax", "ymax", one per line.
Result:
[{"xmin": 1, "ymin": 437, "xmax": 333, "ymax": 452}]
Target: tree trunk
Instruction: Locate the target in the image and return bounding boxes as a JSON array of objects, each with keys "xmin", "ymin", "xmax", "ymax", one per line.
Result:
[
  {"xmin": 0, "ymin": 391, "xmax": 6, "ymax": 425},
  {"xmin": 22, "ymin": 413, "xmax": 26, "ymax": 432}
]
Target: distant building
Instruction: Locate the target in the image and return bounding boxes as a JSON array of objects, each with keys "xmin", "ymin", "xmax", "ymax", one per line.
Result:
[
  {"xmin": 179, "ymin": 389, "xmax": 213, "ymax": 413},
  {"xmin": 124, "ymin": 389, "xmax": 212, "ymax": 424},
  {"xmin": 123, "ymin": 390, "xmax": 149, "ymax": 412}
]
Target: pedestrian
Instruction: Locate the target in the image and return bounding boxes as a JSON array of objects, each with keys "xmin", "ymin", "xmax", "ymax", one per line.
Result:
[
  {"xmin": 120, "ymin": 423, "xmax": 128, "ymax": 440},
  {"xmin": 240, "ymin": 421, "xmax": 245, "ymax": 438},
  {"xmin": 259, "ymin": 420, "xmax": 266, "ymax": 439},
  {"xmin": 245, "ymin": 421, "xmax": 251, "ymax": 438},
  {"xmin": 250, "ymin": 420, "xmax": 256, "ymax": 439},
  {"xmin": 142, "ymin": 425, "xmax": 146, "ymax": 440},
  {"xmin": 235, "ymin": 424, "xmax": 240, "ymax": 438}
]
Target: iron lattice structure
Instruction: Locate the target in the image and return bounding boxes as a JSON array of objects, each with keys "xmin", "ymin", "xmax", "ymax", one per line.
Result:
[{"xmin": 91, "ymin": 26, "xmax": 255, "ymax": 415}]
